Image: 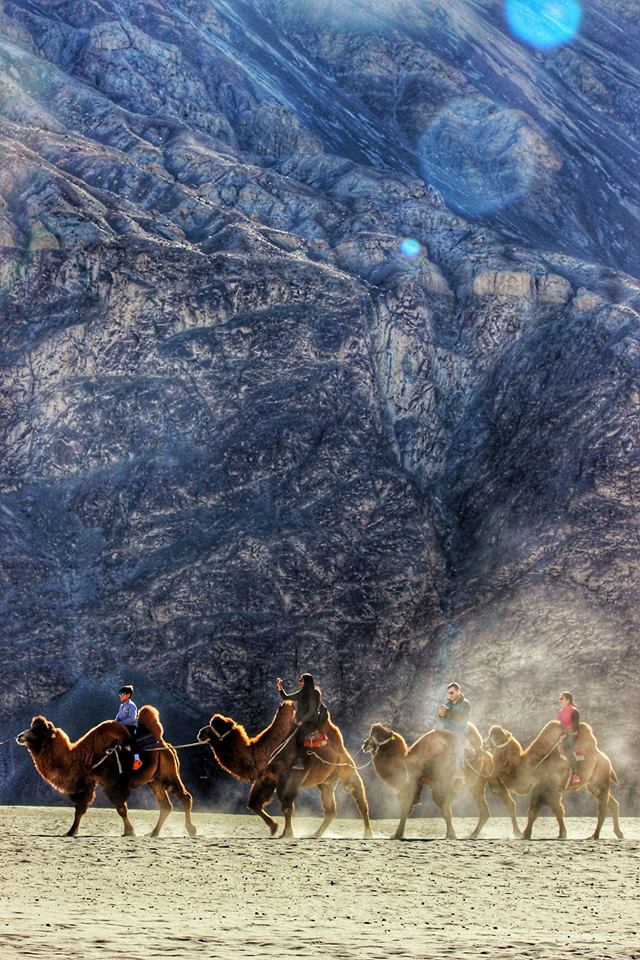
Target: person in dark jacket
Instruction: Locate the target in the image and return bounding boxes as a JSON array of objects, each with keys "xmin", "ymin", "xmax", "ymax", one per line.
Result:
[
  {"xmin": 277, "ymin": 673, "xmax": 328, "ymax": 771},
  {"xmin": 438, "ymin": 681, "xmax": 471, "ymax": 770}
]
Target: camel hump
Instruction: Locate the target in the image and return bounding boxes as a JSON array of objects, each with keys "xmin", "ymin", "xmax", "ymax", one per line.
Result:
[
  {"xmin": 466, "ymin": 722, "xmax": 483, "ymax": 752},
  {"xmin": 138, "ymin": 705, "xmax": 164, "ymax": 741}
]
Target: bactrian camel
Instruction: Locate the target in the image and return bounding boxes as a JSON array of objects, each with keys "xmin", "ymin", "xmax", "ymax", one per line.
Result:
[
  {"xmin": 488, "ymin": 720, "xmax": 622, "ymax": 840},
  {"xmin": 17, "ymin": 708, "xmax": 196, "ymax": 838},
  {"xmin": 198, "ymin": 700, "xmax": 372, "ymax": 838}
]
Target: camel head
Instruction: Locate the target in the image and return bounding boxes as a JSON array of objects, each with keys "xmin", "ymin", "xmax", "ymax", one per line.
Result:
[
  {"xmin": 362, "ymin": 723, "xmax": 397, "ymax": 755},
  {"xmin": 487, "ymin": 724, "xmax": 512, "ymax": 749},
  {"xmin": 16, "ymin": 716, "xmax": 59, "ymax": 753},
  {"xmin": 197, "ymin": 714, "xmax": 236, "ymax": 746}
]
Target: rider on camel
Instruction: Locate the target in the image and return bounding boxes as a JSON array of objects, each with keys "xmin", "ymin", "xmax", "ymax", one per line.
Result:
[
  {"xmin": 277, "ymin": 673, "xmax": 328, "ymax": 771},
  {"xmin": 557, "ymin": 690, "xmax": 581, "ymax": 784},
  {"xmin": 116, "ymin": 684, "xmax": 142, "ymax": 771},
  {"xmin": 438, "ymin": 681, "xmax": 471, "ymax": 778}
]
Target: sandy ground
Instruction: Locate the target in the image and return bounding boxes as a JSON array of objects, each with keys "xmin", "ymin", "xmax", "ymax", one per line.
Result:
[{"xmin": 0, "ymin": 807, "xmax": 638, "ymax": 960}]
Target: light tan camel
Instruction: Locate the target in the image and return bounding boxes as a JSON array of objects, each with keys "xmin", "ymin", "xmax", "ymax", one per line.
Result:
[
  {"xmin": 488, "ymin": 720, "xmax": 622, "ymax": 840},
  {"xmin": 362, "ymin": 722, "xmax": 459, "ymax": 839},
  {"xmin": 462, "ymin": 724, "xmax": 523, "ymax": 839},
  {"xmin": 16, "ymin": 707, "xmax": 196, "ymax": 837},
  {"xmin": 197, "ymin": 701, "xmax": 372, "ymax": 838},
  {"xmin": 362, "ymin": 722, "xmax": 521, "ymax": 840}
]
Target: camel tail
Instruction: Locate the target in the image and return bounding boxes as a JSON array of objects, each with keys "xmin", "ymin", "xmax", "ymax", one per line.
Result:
[
  {"xmin": 610, "ymin": 766, "xmax": 619, "ymax": 784},
  {"xmin": 138, "ymin": 705, "xmax": 164, "ymax": 741}
]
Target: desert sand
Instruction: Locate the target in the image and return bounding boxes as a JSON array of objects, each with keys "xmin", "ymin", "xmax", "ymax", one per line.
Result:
[{"xmin": 0, "ymin": 807, "xmax": 638, "ymax": 960}]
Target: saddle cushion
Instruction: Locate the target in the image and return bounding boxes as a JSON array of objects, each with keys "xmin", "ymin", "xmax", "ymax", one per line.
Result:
[
  {"xmin": 304, "ymin": 729, "xmax": 329, "ymax": 748},
  {"xmin": 136, "ymin": 731, "xmax": 161, "ymax": 751}
]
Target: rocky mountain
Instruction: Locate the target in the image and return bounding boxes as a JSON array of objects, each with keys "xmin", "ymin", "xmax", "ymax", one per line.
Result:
[{"xmin": 0, "ymin": 0, "xmax": 638, "ymax": 808}]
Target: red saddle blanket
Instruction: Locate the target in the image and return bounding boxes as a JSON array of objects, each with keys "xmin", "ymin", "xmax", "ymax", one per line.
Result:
[{"xmin": 304, "ymin": 729, "xmax": 329, "ymax": 748}]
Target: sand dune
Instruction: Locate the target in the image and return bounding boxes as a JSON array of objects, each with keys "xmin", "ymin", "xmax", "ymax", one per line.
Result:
[{"xmin": 0, "ymin": 807, "xmax": 637, "ymax": 959}]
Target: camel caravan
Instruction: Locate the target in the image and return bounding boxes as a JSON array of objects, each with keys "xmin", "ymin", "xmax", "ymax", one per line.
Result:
[{"xmin": 14, "ymin": 677, "xmax": 623, "ymax": 841}]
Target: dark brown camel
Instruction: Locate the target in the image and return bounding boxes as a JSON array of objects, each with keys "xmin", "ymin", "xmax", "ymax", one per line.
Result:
[
  {"xmin": 16, "ymin": 707, "xmax": 197, "ymax": 838},
  {"xmin": 198, "ymin": 701, "xmax": 372, "ymax": 838},
  {"xmin": 488, "ymin": 720, "xmax": 623, "ymax": 840}
]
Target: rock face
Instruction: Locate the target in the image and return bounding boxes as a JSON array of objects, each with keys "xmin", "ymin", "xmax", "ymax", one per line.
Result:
[{"xmin": 0, "ymin": 0, "xmax": 638, "ymax": 806}]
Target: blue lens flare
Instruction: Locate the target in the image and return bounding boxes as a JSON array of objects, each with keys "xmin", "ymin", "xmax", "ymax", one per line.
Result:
[
  {"xmin": 505, "ymin": 0, "xmax": 582, "ymax": 50},
  {"xmin": 400, "ymin": 238, "xmax": 421, "ymax": 257}
]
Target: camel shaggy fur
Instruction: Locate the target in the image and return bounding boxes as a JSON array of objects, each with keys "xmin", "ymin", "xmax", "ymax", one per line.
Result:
[
  {"xmin": 17, "ymin": 707, "xmax": 196, "ymax": 838},
  {"xmin": 198, "ymin": 701, "xmax": 372, "ymax": 838},
  {"xmin": 488, "ymin": 720, "xmax": 622, "ymax": 840},
  {"xmin": 362, "ymin": 721, "xmax": 522, "ymax": 840},
  {"xmin": 459, "ymin": 723, "xmax": 523, "ymax": 839},
  {"xmin": 362, "ymin": 722, "xmax": 459, "ymax": 839}
]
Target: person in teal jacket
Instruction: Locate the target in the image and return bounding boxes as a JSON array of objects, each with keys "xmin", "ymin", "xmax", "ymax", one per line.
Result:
[{"xmin": 438, "ymin": 681, "xmax": 470, "ymax": 769}]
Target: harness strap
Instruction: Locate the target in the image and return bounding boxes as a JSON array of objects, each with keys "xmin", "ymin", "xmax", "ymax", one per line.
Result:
[
  {"xmin": 92, "ymin": 744, "xmax": 123, "ymax": 775},
  {"xmin": 143, "ymin": 741, "xmax": 207, "ymax": 752},
  {"xmin": 304, "ymin": 750, "xmax": 371, "ymax": 771},
  {"xmin": 267, "ymin": 728, "xmax": 298, "ymax": 765}
]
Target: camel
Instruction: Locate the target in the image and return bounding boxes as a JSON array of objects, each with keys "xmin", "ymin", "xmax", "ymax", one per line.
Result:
[
  {"xmin": 197, "ymin": 701, "xmax": 372, "ymax": 838},
  {"xmin": 362, "ymin": 722, "xmax": 459, "ymax": 839},
  {"xmin": 362, "ymin": 722, "xmax": 523, "ymax": 840},
  {"xmin": 16, "ymin": 707, "xmax": 197, "ymax": 838},
  {"xmin": 461, "ymin": 724, "xmax": 523, "ymax": 839},
  {"xmin": 488, "ymin": 720, "xmax": 623, "ymax": 840}
]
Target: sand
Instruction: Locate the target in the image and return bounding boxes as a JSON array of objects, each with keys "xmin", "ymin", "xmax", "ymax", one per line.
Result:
[{"xmin": 0, "ymin": 807, "xmax": 638, "ymax": 960}]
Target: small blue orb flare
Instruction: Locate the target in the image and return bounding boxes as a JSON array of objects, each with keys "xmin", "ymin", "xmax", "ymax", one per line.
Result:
[
  {"xmin": 400, "ymin": 237, "xmax": 421, "ymax": 258},
  {"xmin": 505, "ymin": 0, "xmax": 582, "ymax": 50}
]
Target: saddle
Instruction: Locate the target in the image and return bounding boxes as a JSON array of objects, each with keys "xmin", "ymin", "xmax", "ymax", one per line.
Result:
[
  {"xmin": 304, "ymin": 729, "xmax": 329, "ymax": 748},
  {"xmin": 134, "ymin": 722, "xmax": 162, "ymax": 753}
]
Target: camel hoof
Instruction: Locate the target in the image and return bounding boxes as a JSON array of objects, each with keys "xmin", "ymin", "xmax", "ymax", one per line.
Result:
[
  {"xmin": 363, "ymin": 828, "xmax": 373, "ymax": 839},
  {"xmin": 615, "ymin": 830, "xmax": 624, "ymax": 839},
  {"xmin": 557, "ymin": 834, "xmax": 568, "ymax": 841},
  {"xmin": 65, "ymin": 832, "xmax": 79, "ymax": 838},
  {"xmin": 391, "ymin": 832, "xmax": 404, "ymax": 840},
  {"xmin": 187, "ymin": 825, "xmax": 197, "ymax": 838}
]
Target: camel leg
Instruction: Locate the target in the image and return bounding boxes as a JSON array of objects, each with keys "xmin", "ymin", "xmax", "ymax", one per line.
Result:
[
  {"xmin": 338, "ymin": 768, "xmax": 373, "ymax": 839},
  {"xmin": 432, "ymin": 785, "xmax": 456, "ymax": 840},
  {"xmin": 522, "ymin": 788, "xmax": 545, "ymax": 841},
  {"xmin": 586, "ymin": 783, "xmax": 611, "ymax": 840},
  {"xmin": 607, "ymin": 793, "xmax": 624, "ymax": 839},
  {"xmin": 103, "ymin": 783, "xmax": 135, "ymax": 837},
  {"xmin": 549, "ymin": 791, "xmax": 567, "ymax": 840},
  {"xmin": 393, "ymin": 794, "xmax": 410, "ymax": 840},
  {"xmin": 313, "ymin": 780, "xmax": 337, "ymax": 838},
  {"xmin": 393, "ymin": 784, "xmax": 417, "ymax": 840},
  {"xmin": 467, "ymin": 780, "xmax": 490, "ymax": 840},
  {"xmin": 492, "ymin": 781, "xmax": 522, "ymax": 838},
  {"xmin": 66, "ymin": 785, "xmax": 95, "ymax": 838},
  {"xmin": 147, "ymin": 780, "xmax": 173, "ymax": 838},
  {"xmin": 276, "ymin": 778, "xmax": 298, "ymax": 838},
  {"xmin": 165, "ymin": 777, "xmax": 197, "ymax": 838},
  {"xmin": 248, "ymin": 779, "xmax": 278, "ymax": 836}
]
